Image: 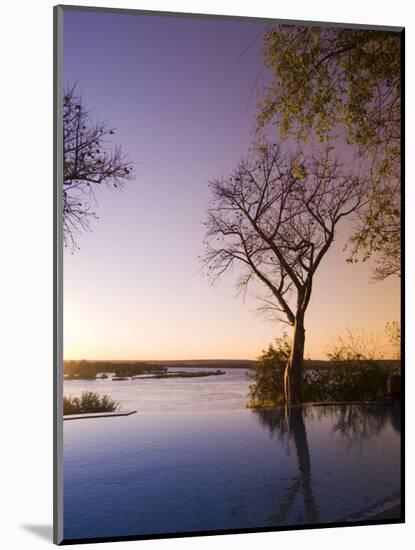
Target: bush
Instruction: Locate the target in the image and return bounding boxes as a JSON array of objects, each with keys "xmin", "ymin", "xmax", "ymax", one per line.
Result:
[
  {"xmin": 247, "ymin": 334, "xmax": 290, "ymax": 408},
  {"xmin": 311, "ymin": 328, "xmax": 400, "ymax": 401},
  {"xmin": 385, "ymin": 321, "xmax": 401, "ymax": 359},
  {"xmin": 247, "ymin": 331, "xmax": 400, "ymax": 408},
  {"xmin": 63, "ymin": 391, "xmax": 120, "ymax": 415},
  {"xmin": 303, "ymin": 362, "xmax": 393, "ymax": 402}
]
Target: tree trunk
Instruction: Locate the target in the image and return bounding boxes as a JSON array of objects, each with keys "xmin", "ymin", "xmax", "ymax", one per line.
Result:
[{"xmin": 284, "ymin": 312, "xmax": 306, "ymax": 405}]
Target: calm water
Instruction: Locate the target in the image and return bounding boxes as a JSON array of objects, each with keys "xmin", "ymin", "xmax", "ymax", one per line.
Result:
[
  {"xmin": 63, "ymin": 371, "xmax": 401, "ymax": 541},
  {"xmin": 64, "ymin": 367, "xmax": 251, "ymax": 411}
]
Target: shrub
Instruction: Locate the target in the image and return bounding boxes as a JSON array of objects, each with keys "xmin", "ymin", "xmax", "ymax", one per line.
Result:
[
  {"xmin": 247, "ymin": 334, "xmax": 291, "ymax": 408},
  {"xmin": 63, "ymin": 391, "xmax": 120, "ymax": 415},
  {"xmin": 303, "ymin": 362, "xmax": 393, "ymax": 402},
  {"xmin": 312, "ymin": 328, "xmax": 400, "ymax": 401},
  {"xmin": 385, "ymin": 321, "xmax": 401, "ymax": 360},
  {"xmin": 247, "ymin": 331, "xmax": 400, "ymax": 408}
]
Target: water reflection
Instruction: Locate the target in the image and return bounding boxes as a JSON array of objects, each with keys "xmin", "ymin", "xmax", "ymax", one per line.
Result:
[
  {"xmin": 254, "ymin": 406, "xmax": 319, "ymax": 525},
  {"xmin": 64, "ymin": 405, "xmax": 401, "ymax": 538},
  {"xmin": 312, "ymin": 404, "xmax": 401, "ymax": 441},
  {"xmin": 253, "ymin": 404, "xmax": 401, "ymax": 526},
  {"xmin": 388, "ymin": 406, "xmax": 401, "ymax": 434}
]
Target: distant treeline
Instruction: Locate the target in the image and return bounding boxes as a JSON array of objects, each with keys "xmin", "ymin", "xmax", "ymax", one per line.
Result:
[
  {"xmin": 64, "ymin": 359, "xmax": 258, "ymax": 379},
  {"xmin": 64, "ymin": 360, "xmax": 167, "ymax": 379},
  {"xmin": 152, "ymin": 360, "xmax": 257, "ymax": 369},
  {"xmin": 64, "ymin": 358, "xmax": 400, "ymax": 377}
]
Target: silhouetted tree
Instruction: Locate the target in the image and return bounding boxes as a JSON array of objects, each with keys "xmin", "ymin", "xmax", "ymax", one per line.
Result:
[
  {"xmin": 256, "ymin": 26, "xmax": 401, "ymax": 280},
  {"xmin": 63, "ymin": 85, "xmax": 133, "ymax": 248},
  {"xmin": 203, "ymin": 143, "xmax": 367, "ymax": 404}
]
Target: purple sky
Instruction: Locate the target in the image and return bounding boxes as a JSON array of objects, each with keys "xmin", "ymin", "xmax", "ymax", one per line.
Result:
[{"xmin": 63, "ymin": 9, "xmax": 400, "ymax": 360}]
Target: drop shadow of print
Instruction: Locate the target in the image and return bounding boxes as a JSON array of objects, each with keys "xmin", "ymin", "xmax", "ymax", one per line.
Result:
[{"xmin": 21, "ymin": 524, "xmax": 53, "ymax": 542}]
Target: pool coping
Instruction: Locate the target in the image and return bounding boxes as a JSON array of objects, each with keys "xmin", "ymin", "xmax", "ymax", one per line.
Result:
[
  {"xmin": 63, "ymin": 410, "xmax": 137, "ymax": 421},
  {"xmin": 344, "ymin": 492, "xmax": 401, "ymax": 522},
  {"xmin": 311, "ymin": 401, "xmax": 400, "ymax": 406}
]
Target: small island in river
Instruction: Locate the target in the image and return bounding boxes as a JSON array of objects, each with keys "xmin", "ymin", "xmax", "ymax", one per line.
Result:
[{"xmin": 64, "ymin": 360, "xmax": 228, "ymax": 380}]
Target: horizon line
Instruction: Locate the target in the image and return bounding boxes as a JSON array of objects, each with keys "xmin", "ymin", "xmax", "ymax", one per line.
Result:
[{"xmin": 63, "ymin": 357, "xmax": 399, "ymax": 362}]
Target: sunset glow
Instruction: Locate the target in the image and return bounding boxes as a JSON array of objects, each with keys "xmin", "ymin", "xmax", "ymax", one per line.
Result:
[{"xmin": 63, "ymin": 11, "xmax": 400, "ymax": 361}]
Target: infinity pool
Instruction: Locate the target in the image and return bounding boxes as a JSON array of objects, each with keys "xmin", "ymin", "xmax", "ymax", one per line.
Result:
[{"xmin": 64, "ymin": 404, "xmax": 401, "ymax": 541}]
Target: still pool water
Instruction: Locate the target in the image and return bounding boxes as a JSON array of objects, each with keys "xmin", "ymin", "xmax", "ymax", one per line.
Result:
[{"xmin": 64, "ymin": 402, "xmax": 401, "ymax": 541}]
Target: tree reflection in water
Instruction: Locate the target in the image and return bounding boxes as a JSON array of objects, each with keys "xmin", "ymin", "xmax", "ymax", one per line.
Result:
[
  {"xmin": 253, "ymin": 404, "xmax": 400, "ymax": 526},
  {"xmin": 312, "ymin": 404, "xmax": 401, "ymax": 443},
  {"xmin": 254, "ymin": 406, "xmax": 319, "ymax": 525}
]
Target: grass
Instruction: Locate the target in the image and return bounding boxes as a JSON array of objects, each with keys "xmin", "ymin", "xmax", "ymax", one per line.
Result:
[{"xmin": 63, "ymin": 391, "xmax": 120, "ymax": 415}]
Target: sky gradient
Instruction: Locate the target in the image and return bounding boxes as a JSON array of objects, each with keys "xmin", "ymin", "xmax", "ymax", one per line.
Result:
[{"xmin": 63, "ymin": 9, "xmax": 400, "ymax": 360}]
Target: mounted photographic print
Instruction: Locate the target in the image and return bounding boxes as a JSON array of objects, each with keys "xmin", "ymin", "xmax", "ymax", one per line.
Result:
[{"xmin": 53, "ymin": 5, "xmax": 404, "ymax": 545}]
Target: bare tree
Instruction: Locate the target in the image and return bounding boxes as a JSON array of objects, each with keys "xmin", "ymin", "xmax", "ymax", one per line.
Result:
[
  {"xmin": 327, "ymin": 328, "xmax": 384, "ymax": 361},
  {"xmin": 203, "ymin": 143, "xmax": 367, "ymax": 405},
  {"xmin": 63, "ymin": 85, "xmax": 133, "ymax": 248}
]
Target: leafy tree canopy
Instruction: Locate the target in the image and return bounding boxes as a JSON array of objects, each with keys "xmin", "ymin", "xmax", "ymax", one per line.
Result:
[
  {"xmin": 256, "ymin": 26, "xmax": 401, "ymax": 280},
  {"xmin": 258, "ymin": 26, "xmax": 400, "ymax": 151}
]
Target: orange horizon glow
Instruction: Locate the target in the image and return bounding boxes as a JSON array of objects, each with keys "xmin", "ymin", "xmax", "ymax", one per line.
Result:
[{"xmin": 64, "ymin": 242, "xmax": 400, "ymax": 362}]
